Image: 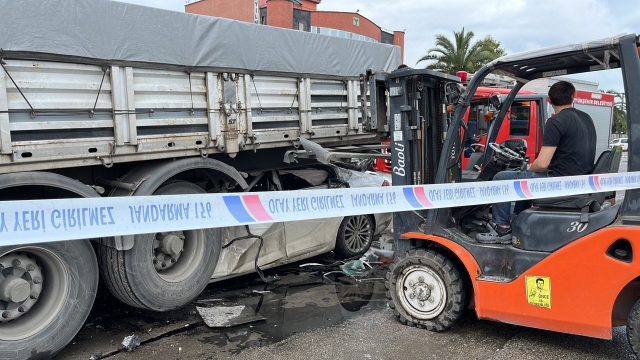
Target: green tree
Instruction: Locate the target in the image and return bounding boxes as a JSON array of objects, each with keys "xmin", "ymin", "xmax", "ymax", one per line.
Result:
[
  {"xmin": 417, "ymin": 28, "xmax": 506, "ymax": 74},
  {"xmin": 473, "ymin": 35, "xmax": 506, "ymax": 70},
  {"xmin": 607, "ymin": 90, "xmax": 627, "ymax": 134}
]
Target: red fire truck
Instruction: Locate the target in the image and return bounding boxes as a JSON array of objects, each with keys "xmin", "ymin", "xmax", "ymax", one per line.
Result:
[
  {"xmin": 460, "ymin": 86, "xmax": 545, "ymax": 170},
  {"xmin": 374, "ymin": 73, "xmax": 615, "ymax": 179}
]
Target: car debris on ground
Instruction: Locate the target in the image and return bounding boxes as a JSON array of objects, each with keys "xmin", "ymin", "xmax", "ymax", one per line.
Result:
[
  {"xmin": 196, "ymin": 303, "xmax": 266, "ymax": 328},
  {"xmin": 121, "ymin": 334, "xmax": 141, "ymax": 352}
]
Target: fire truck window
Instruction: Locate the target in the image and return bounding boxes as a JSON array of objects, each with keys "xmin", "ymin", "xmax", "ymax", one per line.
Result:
[
  {"xmin": 509, "ymin": 105, "xmax": 530, "ymax": 137},
  {"xmin": 468, "ymin": 106, "xmax": 478, "ymax": 135}
]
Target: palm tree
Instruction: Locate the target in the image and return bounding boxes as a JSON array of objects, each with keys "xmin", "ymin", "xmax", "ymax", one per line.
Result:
[
  {"xmin": 607, "ymin": 90, "xmax": 627, "ymax": 134},
  {"xmin": 417, "ymin": 28, "xmax": 505, "ymax": 74}
]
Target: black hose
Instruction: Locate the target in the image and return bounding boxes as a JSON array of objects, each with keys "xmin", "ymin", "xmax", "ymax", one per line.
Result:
[{"xmin": 222, "ymin": 225, "xmax": 280, "ymax": 284}]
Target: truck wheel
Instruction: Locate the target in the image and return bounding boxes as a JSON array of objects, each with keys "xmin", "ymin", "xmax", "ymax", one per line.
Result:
[
  {"xmin": 98, "ymin": 181, "xmax": 221, "ymax": 311},
  {"xmin": 627, "ymin": 297, "xmax": 640, "ymax": 357},
  {"xmin": 0, "ymin": 241, "xmax": 98, "ymax": 360},
  {"xmin": 386, "ymin": 248, "xmax": 465, "ymax": 331},
  {"xmin": 335, "ymin": 215, "xmax": 374, "ymax": 258}
]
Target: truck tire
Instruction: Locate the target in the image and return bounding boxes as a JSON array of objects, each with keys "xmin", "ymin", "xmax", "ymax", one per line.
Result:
[
  {"xmin": 0, "ymin": 241, "xmax": 98, "ymax": 360},
  {"xmin": 385, "ymin": 248, "xmax": 466, "ymax": 331},
  {"xmin": 334, "ymin": 215, "xmax": 374, "ymax": 258},
  {"xmin": 627, "ymin": 297, "xmax": 640, "ymax": 357},
  {"xmin": 98, "ymin": 181, "xmax": 220, "ymax": 311}
]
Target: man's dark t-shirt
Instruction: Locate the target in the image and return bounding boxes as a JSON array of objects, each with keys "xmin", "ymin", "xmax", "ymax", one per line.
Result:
[{"xmin": 542, "ymin": 108, "xmax": 597, "ymax": 177}]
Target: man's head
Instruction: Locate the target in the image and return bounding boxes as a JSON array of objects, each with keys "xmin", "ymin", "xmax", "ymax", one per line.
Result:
[
  {"xmin": 536, "ymin": 278, "xmax": 545, "ymax": 289},
  {"xmin": 548, "ymin": 81, "xmax": 575, "ymax": 106}
]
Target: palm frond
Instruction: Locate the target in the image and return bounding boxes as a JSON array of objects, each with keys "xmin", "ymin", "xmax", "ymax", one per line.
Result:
[{"xmin": 418, "ymin": 28, "xmax": 505, "ymax": 75}]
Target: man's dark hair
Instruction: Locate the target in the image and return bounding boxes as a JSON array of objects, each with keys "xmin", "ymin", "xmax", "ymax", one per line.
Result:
[
  {"xmin": 548, "ymin": 81, "xmax": 575, "ymax": 106},
  {"xmin": 536, "ymin": 278, "xmax": 544, "ymax": 284}
]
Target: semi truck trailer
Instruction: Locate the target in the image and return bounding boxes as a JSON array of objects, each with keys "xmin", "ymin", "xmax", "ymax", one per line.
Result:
[{"xmin": 0, "ymin": 1, "xmax": 403, "ymax": 357}]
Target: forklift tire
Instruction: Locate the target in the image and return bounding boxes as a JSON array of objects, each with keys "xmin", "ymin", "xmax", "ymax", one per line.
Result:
[
  {"xmin": 386, "ymin": 248, "xmax": 466, "ymax": 331},
  {"xmin": 627, "ymin": 297, "xmax": 640, "ymax": 357}
]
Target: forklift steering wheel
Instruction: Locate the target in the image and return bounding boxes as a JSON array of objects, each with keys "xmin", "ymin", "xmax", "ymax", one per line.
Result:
[{"xmin": 489, "ymin": 142, "xmax": 523, "ymax": 162}]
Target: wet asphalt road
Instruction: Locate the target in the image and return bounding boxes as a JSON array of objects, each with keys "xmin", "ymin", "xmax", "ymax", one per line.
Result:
[
  {"xmin": 58, "ymin": 261, "xmax": 636, "ymax": 360},
  {"xmin": 56, "ymin": 153, "xmax": 635, "ymax": 360}
]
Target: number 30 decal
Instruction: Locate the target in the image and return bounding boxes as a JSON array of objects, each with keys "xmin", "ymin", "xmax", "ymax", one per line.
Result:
[{"xmin": 567, "ymin": 221, "xmax": 588, "ymax": 232}]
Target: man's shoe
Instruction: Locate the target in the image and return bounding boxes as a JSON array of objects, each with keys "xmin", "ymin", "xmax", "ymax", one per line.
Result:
[{"xmin": 476, "ymin": 227, "xmax": 512, "ymax": 244}]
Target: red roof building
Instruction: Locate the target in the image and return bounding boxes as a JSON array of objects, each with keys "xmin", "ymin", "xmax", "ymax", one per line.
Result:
[{"xmin": 185, "ymin": 0, "xmax": 404, "ymax": 62}]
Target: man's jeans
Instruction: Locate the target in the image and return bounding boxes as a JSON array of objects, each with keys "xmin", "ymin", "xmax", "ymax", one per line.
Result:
[{"xmin": 492, "ymin": 170, "xmax": 549, "ymax": 226}]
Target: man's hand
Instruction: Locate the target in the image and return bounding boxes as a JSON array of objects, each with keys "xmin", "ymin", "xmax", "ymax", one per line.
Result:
[{"xmin": 530, "ymin": 146, "xmax": 557, "ymax": 173}]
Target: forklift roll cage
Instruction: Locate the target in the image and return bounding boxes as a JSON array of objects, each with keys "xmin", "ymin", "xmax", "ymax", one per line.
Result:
[{"xmin": 410, "ymin": 33, "xmax": 640, "ymax": 239}]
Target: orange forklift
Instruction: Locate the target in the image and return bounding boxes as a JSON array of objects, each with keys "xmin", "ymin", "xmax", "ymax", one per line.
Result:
[{"xmin": 383, "ymin": 34, "xmax": 640, "ymax": 355}]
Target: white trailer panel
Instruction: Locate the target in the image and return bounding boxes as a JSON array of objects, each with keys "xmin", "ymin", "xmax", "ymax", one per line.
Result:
[{"xmin": 0, "ymin": 59, "xmax": 386, "ymax": 173}]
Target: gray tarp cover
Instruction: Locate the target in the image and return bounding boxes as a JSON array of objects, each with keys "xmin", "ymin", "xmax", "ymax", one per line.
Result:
[{"xmin": 0, "ymin": 0, "xmax": 401, "ymax": 78}]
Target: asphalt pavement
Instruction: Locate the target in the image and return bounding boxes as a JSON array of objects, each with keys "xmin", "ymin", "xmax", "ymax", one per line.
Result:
[{"xmin": 59, "ymin": 269, "xmax": 636, "ymax": 360}]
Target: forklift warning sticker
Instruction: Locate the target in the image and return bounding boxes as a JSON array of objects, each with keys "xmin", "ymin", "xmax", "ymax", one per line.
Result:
[
  {"xmin": 393, "ymin": 131, "xmax": 403, "ymax": 141},
  {"xmin": 526, "ymin": 276, "xmax": 551, "ymax": 309}
]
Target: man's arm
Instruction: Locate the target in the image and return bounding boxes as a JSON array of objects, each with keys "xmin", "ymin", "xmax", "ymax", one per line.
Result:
[{"xmin": 530, "ymin": 146, "xmax": 557, "ymax": 173}]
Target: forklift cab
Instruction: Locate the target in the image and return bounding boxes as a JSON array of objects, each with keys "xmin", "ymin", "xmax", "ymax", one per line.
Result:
[{"xmin": 387, "ymin": 33, "xmax": 640, "ymax": 355}]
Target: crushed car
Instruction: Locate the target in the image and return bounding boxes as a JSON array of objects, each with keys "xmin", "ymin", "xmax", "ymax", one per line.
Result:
[{"xmin": 209, "ymin": 164, "xmax": 391, "ymax": 282}]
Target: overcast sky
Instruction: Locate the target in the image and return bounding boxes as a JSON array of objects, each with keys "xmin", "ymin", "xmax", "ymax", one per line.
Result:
[{"xmin": 119, "ymin": 0, "xmax": 638, "ymax": 93}]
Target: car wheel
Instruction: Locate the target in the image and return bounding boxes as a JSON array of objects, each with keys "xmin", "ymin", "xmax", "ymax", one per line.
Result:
[
  {"xmin": 98, "ymin": 181, "xmax": 221, "ymax": 311},
  {"xmin": 386, "ymin": 249, "xmax": 466, "ymax": 331},
  {"xmin": 334, "ymin": 215, "xmax": 374, "ymax": 258},
  {"xmin": 0, "ymin": 241, "xmax": 98, "ymax": 360}
]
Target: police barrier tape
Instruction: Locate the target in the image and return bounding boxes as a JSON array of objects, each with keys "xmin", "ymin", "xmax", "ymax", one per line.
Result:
[{"xmin": 1, "ymin": 171, "xmax": 640, "ymax": 246}]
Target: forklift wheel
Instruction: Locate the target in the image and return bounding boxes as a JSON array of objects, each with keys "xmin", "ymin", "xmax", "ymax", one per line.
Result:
[
  {"xmin": 385, "ymin": 248, "xmax": 466, "ymax": 331},
  {"xmin": 627, "ymin": 297, "xmax": 640, "ymax": 357}
]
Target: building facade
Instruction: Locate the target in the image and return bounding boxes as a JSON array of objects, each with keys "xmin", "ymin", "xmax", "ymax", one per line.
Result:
[{"xmin": 185, "ymin": 0, "xmax": 405, "ymax": 62}]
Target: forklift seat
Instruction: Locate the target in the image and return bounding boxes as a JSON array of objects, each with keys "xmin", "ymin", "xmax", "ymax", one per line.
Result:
[
  {"xmin": 464, "ymin": 151, "xmax": 484, "ymax": 171},
  {"xmin": 531, "ymin": 147, "xmax": 622, "ymax": 221},
  {"xmin": 461, "ymin": 151, "xmax": 484, "ymax": 182},
  {"xmin": 513, "ymin": 148, "xmax": 622, "ymax": 252}
]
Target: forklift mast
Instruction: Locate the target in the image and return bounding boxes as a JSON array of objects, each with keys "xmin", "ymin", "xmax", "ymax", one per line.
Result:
[{"xmin": 386, "ymin": 69, "xmax": 461, "ymax": 244}]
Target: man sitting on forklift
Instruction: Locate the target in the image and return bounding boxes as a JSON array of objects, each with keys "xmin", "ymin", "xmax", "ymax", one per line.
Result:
[{"xmin": 476, "ymin": 81, "xmax": 597, "ymax": 244}]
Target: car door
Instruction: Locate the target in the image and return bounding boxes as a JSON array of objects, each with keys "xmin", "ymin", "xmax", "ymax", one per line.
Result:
[
  {"xmin": 212, "ymin": 171, "xmax": 287, "ymax": 279},
  {"xmin": 278, "ymin": 169, "xmax": 343, "ymax": 260},
  {"xmin": 212, "ymin": 222, "xmax": 287, "ymax": 278},
  {"xmin": 285, "ymin": 216, "xmax": 342, "ymax": 259}
]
